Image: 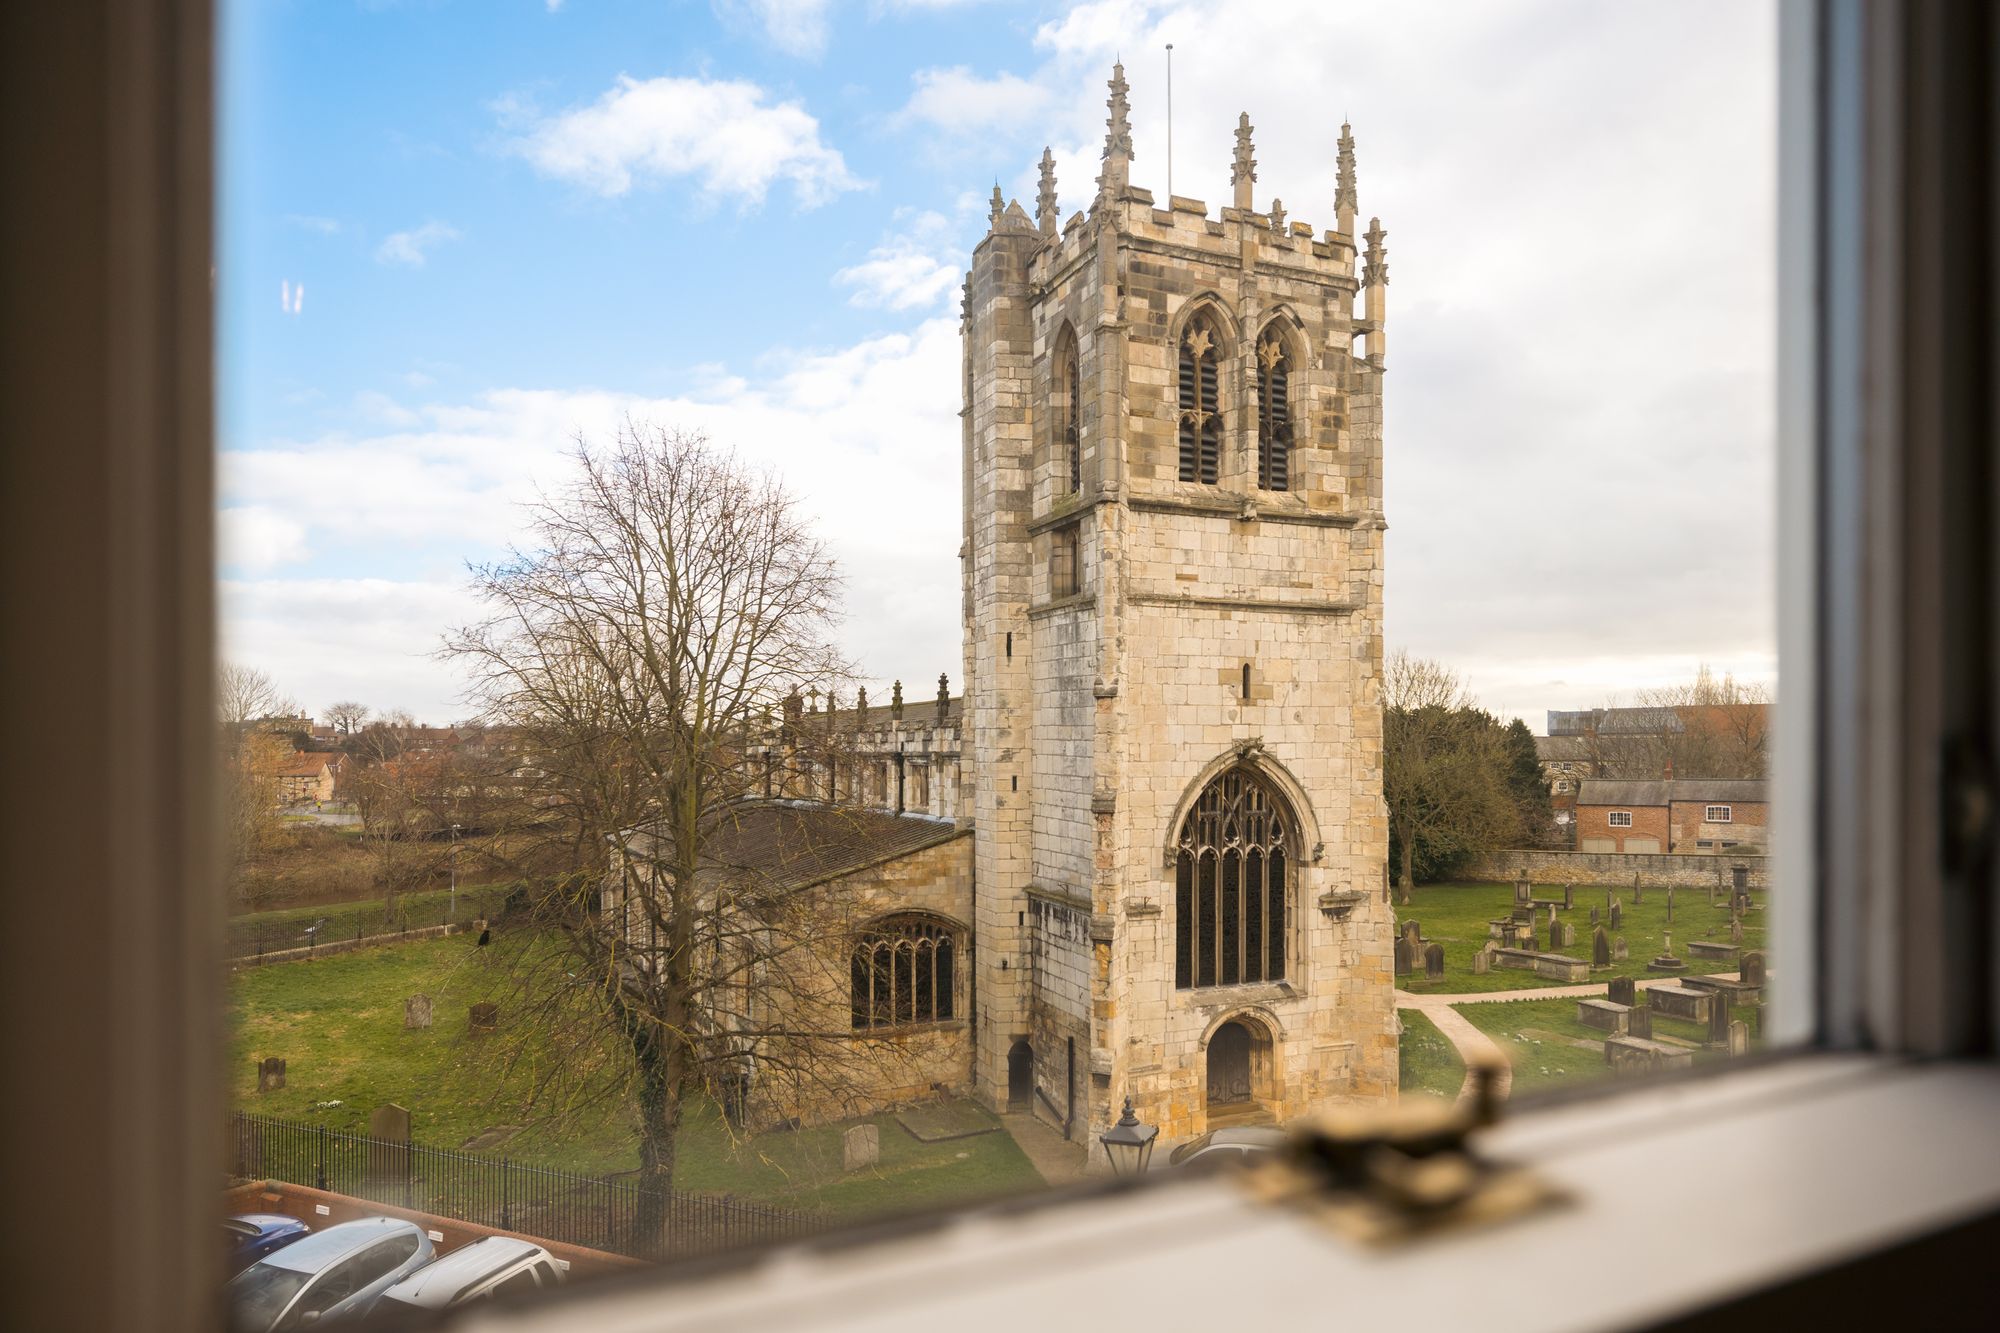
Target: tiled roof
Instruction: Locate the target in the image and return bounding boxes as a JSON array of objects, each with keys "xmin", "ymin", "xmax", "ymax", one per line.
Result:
[
  {"xmin": 638, "ymin": 801, "xmax": 965, "ymax": 893},
  {"xmin": 1577, "ymin": 778, "xmax": 1769, "ymax": 808},
  {"xmin": 277, "ymin": 751, "xmax": 333, "ymax": 778}
]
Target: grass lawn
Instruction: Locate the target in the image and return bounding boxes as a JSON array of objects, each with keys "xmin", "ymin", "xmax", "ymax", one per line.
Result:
[
  {"xmin": 1394, "ymin": 880, "xmax": 1768, "ymax": 995},
  {"xmin": 1454, "ymin": 996, "xmax": 1753, "ymax": 1097},
  {"xmin": 1397, "ymin": 1009, "xmax": 1465, "ymax": 1102},
  {"xmin": 231, "ymin": 934, "xmax": 1044, "ymax": 1221}
]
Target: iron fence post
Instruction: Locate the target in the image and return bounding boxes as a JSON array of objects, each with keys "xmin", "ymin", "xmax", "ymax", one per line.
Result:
[{"xmin": 315, "ymin": 1123, "xmax": 328, "ymax": 1191}]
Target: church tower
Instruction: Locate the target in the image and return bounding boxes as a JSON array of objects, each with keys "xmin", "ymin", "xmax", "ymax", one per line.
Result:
[{"xmin": 961, "ymin": 67, "xmax": 1396, "ymax": 1152}]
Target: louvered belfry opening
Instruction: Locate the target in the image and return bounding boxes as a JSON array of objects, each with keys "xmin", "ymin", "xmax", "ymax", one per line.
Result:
[
  {"xmin": 1058, "ymin": 330, "xmax": 1082, "ymax": 494},
  {"xmin": 1257, "ymin": 332, "xmax": 1291, "ymax": 491},
  {"xmin": 1174, "ymin": 768, "xmax": 1292, "ymax": 989},
  {"xmin": 850, "ymin": 914, "xmax": 958, "ymax": 1028},
  {"xmin": 1177, "ymin": 319, "xmax": 1222, "ymax": 484}
]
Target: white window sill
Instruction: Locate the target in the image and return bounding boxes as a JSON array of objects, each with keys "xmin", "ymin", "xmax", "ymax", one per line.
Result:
[{"xmin": 459, "ymin": 1057, "xmax": 2000, "ymax": 1333}]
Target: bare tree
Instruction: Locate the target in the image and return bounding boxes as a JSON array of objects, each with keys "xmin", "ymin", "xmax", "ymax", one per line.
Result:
[
  {"xmin": 219, "ymin": 664, "xmax": 288, "ymax": 726},
  {"xmin": 325, "ymin": 700, "xmax": 370, "ymax": 736},
  {"xmin": 444, "ymin": 425, "xmax": 891, "ymax": 1234},
  {"xmin": 1634, "ymin": 666, "xmax": 1772, "ymax": 779},
  {"xmin": 1382, "ymin": 652, "xmax": 1518, "ymax": 903}
]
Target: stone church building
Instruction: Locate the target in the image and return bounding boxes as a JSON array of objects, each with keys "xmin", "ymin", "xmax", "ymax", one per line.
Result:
[{"xmin": 737, "ymin": 65, "xmax": 1396, "ymax": 1158}]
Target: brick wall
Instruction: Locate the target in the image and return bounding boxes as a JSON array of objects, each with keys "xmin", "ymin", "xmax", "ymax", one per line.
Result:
[
  {"xmin": 1668, "ymin": 799, "xmax": 1770, "ymax": 852},
  {"xmin": 1574, "ymin": 801, "xmax": 1671, "ymax": 852}
]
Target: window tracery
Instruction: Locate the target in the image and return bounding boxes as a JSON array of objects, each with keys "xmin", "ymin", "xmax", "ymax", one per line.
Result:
[
  {"xmin": 851, "ymin": 914, "xmax": 958, "ymax": 1028},
  {"xmin": 1056, "ymin": 328, "xmax": 1081, "ymax": 493},
  {"xmin": 1177, "ymin": 316, "xmax": 1223, "ymax": 484},
  {"xmin": 1174, "ymin": 768, "xmax": 1291, "ymax": 988}
]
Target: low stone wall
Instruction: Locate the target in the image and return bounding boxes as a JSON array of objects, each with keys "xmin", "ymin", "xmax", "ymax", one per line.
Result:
[
  {"xmin": 1463, "ymin": 849, "xmax": 1772, "ymax": 892},
  {"xmin": 223, "ymin": 1180, "xmax": 646, "ymax": 1280}
]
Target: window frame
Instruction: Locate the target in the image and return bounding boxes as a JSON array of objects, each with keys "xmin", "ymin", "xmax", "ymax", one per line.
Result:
[
  {"xmin": 1607, "ymin": 810, "xmax": 1634, "ymax": 828},
  {"xmin": 1707, "ymin": 804, "xmax": 1734, "ymax": 822}
]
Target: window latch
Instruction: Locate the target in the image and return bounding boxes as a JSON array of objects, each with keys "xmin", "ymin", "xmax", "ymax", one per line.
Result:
[
  {"xmin": 1243, "ymin": 1066, "xmax": 1564, "ymax": 1247},
  {"xmin": 1941, "ymin": 732, "xmax": 1996, "ymax": 874}
]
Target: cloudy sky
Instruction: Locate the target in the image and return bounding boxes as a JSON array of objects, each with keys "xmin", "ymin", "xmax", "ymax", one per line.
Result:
[{"xmin": 219, "ymin": 0, "xmax": 1777, "ymax": 729}]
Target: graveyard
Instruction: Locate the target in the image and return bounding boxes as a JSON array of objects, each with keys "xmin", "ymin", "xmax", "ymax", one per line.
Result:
[
  {"xmin": 1392, "ymin": 878, "xmax": 1769, "ymax": 995},
  {"xmin": 1396, "ymin": 1010, "xmax": 1468, "ymax": 1101},
  {"xmin": 229, "ymin": 934, "xmax": 1045, "ymax": 1219},
  {"xmin": 1455, "ymin": 995, "xmax": 1748, "ymax": 1097}
]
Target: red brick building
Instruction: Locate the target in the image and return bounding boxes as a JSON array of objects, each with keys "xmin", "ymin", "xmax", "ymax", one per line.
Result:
[{"xmin": 1574, "ymin": 779, "xmax": 1769, "ymax": 853}]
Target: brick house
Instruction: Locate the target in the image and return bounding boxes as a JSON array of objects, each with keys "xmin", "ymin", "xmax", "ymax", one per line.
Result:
[
  {"xmin": 275, "ymin": 750, "xmax": 339, "ymax": 804},
  {"xmin": 1574, "ymin": 778, "xmax": 1770, "ymax": 853}
]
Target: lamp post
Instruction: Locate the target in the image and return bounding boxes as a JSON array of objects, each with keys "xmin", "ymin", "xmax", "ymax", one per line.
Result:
[
  {"xmin": 1099, "ymin": 1096, "xmax": 1159, "ymax": 1177},
  {"xmin": 449, "ymin": 823, "xmax": 462, "ymax": 921}
]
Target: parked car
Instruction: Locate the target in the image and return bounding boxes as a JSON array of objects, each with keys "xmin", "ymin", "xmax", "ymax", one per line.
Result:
[
  {"xmin": 224, "ymin": 1216, "xmax": 434, "ymax": 1331},
  {"xmin": 225, "ymin": 1214, "xmax": 312, "ymax": 1277},
  {"xmin": 1166, "ymin": 1124, "xmax": 1289, "ymax": 1168},
  {"xmin": 373, "ymin": 1236, "xmax": 567, "ymax": 1312}
]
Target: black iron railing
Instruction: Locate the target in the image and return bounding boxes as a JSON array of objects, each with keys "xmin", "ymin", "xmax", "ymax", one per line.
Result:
[
  {"xmin": 228, "ymin": 1110, "xmax": 818, "ymax": 1263},
  {"xmin": 226, "ymin": 889, "xmax": 502, "ymax": 962}
]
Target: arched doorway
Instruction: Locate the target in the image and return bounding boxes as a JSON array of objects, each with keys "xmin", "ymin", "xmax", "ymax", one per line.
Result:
[
  {"xmin": 1007, "ymin": 1040, "xmax": 1034, "ymax": 1111},
  {"xmin": 1207, "ymin": 1021, "xmax": 1253, "ymax": 1105},
  {"xmin": 1203, "ymin": 1015, "xmax": 1277, "ymax": 1123}
]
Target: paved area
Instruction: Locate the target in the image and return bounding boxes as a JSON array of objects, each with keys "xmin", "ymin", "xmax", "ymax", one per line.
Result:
[
  {"xmin": 1397, "ymin": 973, "xmax": 1744, "ymax": 1105},
  {"xmin": 998, "ymin": 1110, "xmax": 1088, "ymax": 1185}
]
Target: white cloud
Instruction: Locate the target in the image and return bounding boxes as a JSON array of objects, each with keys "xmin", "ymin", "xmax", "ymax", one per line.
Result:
[
  {"xmin": 280, "ymin": 280, "xmax": 304, "ymax": 315},
  {"xmin": 716, "ymin": 1, "xmax": 835, "ymax": 59},
  {"xmin": 833, "ymin": 210, "xmax": 961, "ymax": 309},
  {"xmin": 219, "ymin": 506, "xmax": 310, "ymax": 572},
  {"xmin": 896, "ymin": 66, "xmax": 1053, "ymax": 136},
  {"xmin": 500, "ymin": 75, "xmax": 861, "ymax": 207},
  {"xmin": 375, "ymin": 221, "xmax": 461, "ymax": 266},
  {"xmin": 282, "ymin": 213, "xmax": 340, "ymax": 234}
]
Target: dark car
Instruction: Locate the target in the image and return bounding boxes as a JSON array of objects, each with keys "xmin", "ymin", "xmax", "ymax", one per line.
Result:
[
  {"xmin": 1166, "ymin": 1124, "xmax": 1290, "ymax": 1168},
  {"xmin": 225, "ymin": 1214, "xmax": 312, "ymax": 1277},
  {"xmin": 224, "ymin": 1216, "xmax": 434, "ymax": 1331}
]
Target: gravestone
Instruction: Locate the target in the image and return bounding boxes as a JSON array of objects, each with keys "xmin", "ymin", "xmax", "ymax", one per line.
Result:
[
  {"xmin": 1424, "ymin": 942, "xmax": 1446, "ymax": 981},
  {"xmin": 1608, "ymin": 976, "xmax": 1637, "ymax": 1007},
  {"xmin": 1609, "ymin": 900, "xmax": 1623, "ymax": 930},
  {"xmin": 1614, "ymin": 936, "xmax": 1630, "ymax": 961},
  {"xmin": 1472, "ymin": 948, "xmax": 1491, "ymax": 975},
  {"xmin": 1562, "ymin": 884, "xmax": 1575, "ymax": 910},
  {"xmin": 404, "ymin": 994, "xmax": 433, "ymax": 1030},
  {"xmin": 1732, "ymin": 865, "xmax": 1750, "ymax": 895},
  {"xmin": 1549, "ymin": 922, "xmax": 1570, "ymax": 949},
  {"xmin": 256, "ymin": 1056, "xmax": 286, "ymax": 1093},
  {"xmin": 1547, "ymin": 904, "xmax": 1560, "ymax": 932},
  {"xmin": 366, "ymin": 1103, "xmax": 413, "ymax": 1200},
  {"xmin": 1394, "ymin": 938, "xmax": 1414, "ymax": 976},
  {"xmin": 1650, "ymin": 984, "xmax": 1712, "ymax": 1023},
  {"xmin": 1515, "ymin": 873, "xmax": 1532, "ymax": 905},
  {"xmin": 1666, "ymin": 887, "xmax": 1675, "ymax": 924},
  {"xmin": 1627, "ymin": 1004, "xmax": 1653, "ymax": 1038},
  {"xmin": 1523, "ymin": 924, "xmax": 1540, "ymax": 951},
  {"xmin": 1729, "ymin": 1020, "xmax": 1750, "ymax": 1056},
  {"xmin": 1590, "ymin": 906, "xmax": 1600, "ymax": 927},
  {"xmin": 843, "ymin": 1123, "xmax": 880, "ymax": 1172},
  {"xmin": 1632, "ymin": 873, "xmax": 1643, "ymax": 904},
  {"xmin": 469, "ymin": 1001, "xmax": 499, "ymax": 1035},
  {"xmin": 1707, "ymin": 989, "xmax": 1733, "ymax": 1045},
  {"xmin": 1578, "ymin": 999, "xmax": 1630, "ymax": 1034},
  {"xmin": 1741, "ymin": 951, "xmax": 1767, "ymax": 986},
  {"xmin": 1402, "ymin": 921, "xmax": 1423, "ymax": 954},
  {"xmin": 1593, "ymin": 926, "xmax": 1611, "ymax": 968},
  {"xmin": 1648, "ymin": 931, "xmax": 1685, "ymax": 973},
  {"xmin": 1730, "ymin": 916, "xmax": 1744, "ymax": 945}
]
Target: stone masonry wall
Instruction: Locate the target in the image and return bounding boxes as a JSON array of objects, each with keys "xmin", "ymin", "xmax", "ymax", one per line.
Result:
[
  {"xmin": 1464, "ymin": 847, "xmax": 1773, "ymax": 892},
  {"xmin": 1027, "ymin": 890, "xmax": 1093, "ymax": 1135}
]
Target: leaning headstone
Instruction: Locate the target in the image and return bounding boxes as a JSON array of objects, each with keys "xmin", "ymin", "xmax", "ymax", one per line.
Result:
[
  {"xmin": 1628, "ymin": 1004, "xmax": 1653, "ymax": 1038},
  {"xmin": 1741, "ymin": 951, "xmax": 1767, "ymax": 987},
  {"xmin": 1424, "ymin": 941, "xmax": 1446, "ymax": 981},
  {"xmin": 404, "ymin": 994, "xmax": 433, "ymax": 1030},
  {"xmin": 1613, "ymin": 936, "xmax": 1630, "ymax": 961},
  {"xmin": 1593, "ymin": 926, "xmax": 1611, "ymax": 969},
  {"xmin": 1590, "ymin": 906, "xmax": 1600, "ymax": 927},
  {"xmin": 469, "ymin": 1001, "xmax": 499, "ymax": 1034},
  {"xmin": 843, "ymin": 1123, "xmax": 880, "ymax": 1172},
  {"xmin": 1609, "ymin": 900, "xmax": 1623, "ymax": 930},
  {"xmin": 1394, "ymin": 938, "xmax": 1414, "ymax": 976},
  {"xmin": 1608, "ymin": 976, "xmax": 1637, "ymax": 1007},
  {"xmin": 256, "ymin": 1056, "xmax": 286, "ymax": 1093},
  {"xmin": 1728, "ymin": 1020, "xmax": 1750, "ymax": 1056}
]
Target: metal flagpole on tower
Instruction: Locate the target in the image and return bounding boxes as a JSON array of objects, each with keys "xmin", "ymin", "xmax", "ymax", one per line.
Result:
[{"xmin": 1166, "ymin": 43, "xmax": 1175, "ymax": 200}]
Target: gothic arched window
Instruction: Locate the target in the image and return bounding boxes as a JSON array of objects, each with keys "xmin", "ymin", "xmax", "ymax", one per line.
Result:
[
  {"xmin": 851, "ymin": 914, "xmax": 958, "ymax": 1028},
  {"xmin": 1177, "ymin": 314, "xmax": 1223, "ymax": 484},
  {"xmin": 1055, "ymin": 326, "xmax": 1081, "ymax": 494},
  {"xmin": 1256, "ymin": 329, "xmax": 1292, "ymax": 491},
  {"xmin": 1174, "ymin": 768, "xmax": 1292, "ymax": 988}
]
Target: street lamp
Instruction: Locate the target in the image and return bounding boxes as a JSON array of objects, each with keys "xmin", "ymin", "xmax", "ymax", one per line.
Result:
[
  {"xmin": 1100, "ymin": 1096, "xmax": 1159, "ymax": 1177},
  {"xmin": 449, "ymin": 823, "xmax": 463, "ymax": 920}
]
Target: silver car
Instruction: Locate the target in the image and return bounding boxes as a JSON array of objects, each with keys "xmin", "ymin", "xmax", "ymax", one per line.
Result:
[
  {"xmin": 1166, "ymin": 1124, "xmax": 1290, "ymax": 1167},
  {"xmin": 374, "ymin": 1235, "xmax": 567, "ymax": 1312},
  {"xmin": 224, "ymin": 1216, "xmax": 434, "ymax": 1331}
]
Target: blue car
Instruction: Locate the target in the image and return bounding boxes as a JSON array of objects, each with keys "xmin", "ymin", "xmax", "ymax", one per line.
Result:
[
  {"xmin": 225, "ymin": 1214, "xmax": 312, "ymax": 1276},
  {"xmin": 224, "ymin": 1217, "xmax": 434, "ymax": 1331}
]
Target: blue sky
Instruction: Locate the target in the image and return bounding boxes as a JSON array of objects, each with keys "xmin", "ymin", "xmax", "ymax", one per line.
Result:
[{"xmin": 219, "ymin": 1, "xmax": 1779, "ymax": 725}]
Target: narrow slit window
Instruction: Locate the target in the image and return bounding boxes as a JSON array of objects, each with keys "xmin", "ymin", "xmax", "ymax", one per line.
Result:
[
  {"xmin": 1257, "ymin": 331, "xmax": 1291, "ymax": 491},
  {"xmin": 1057, "ymin": 329, "xmax": 1082, "ymax": 494},
  {"xmin": 1178, "ymin": 318, "xmax": 1222, "ymax": 484}
]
